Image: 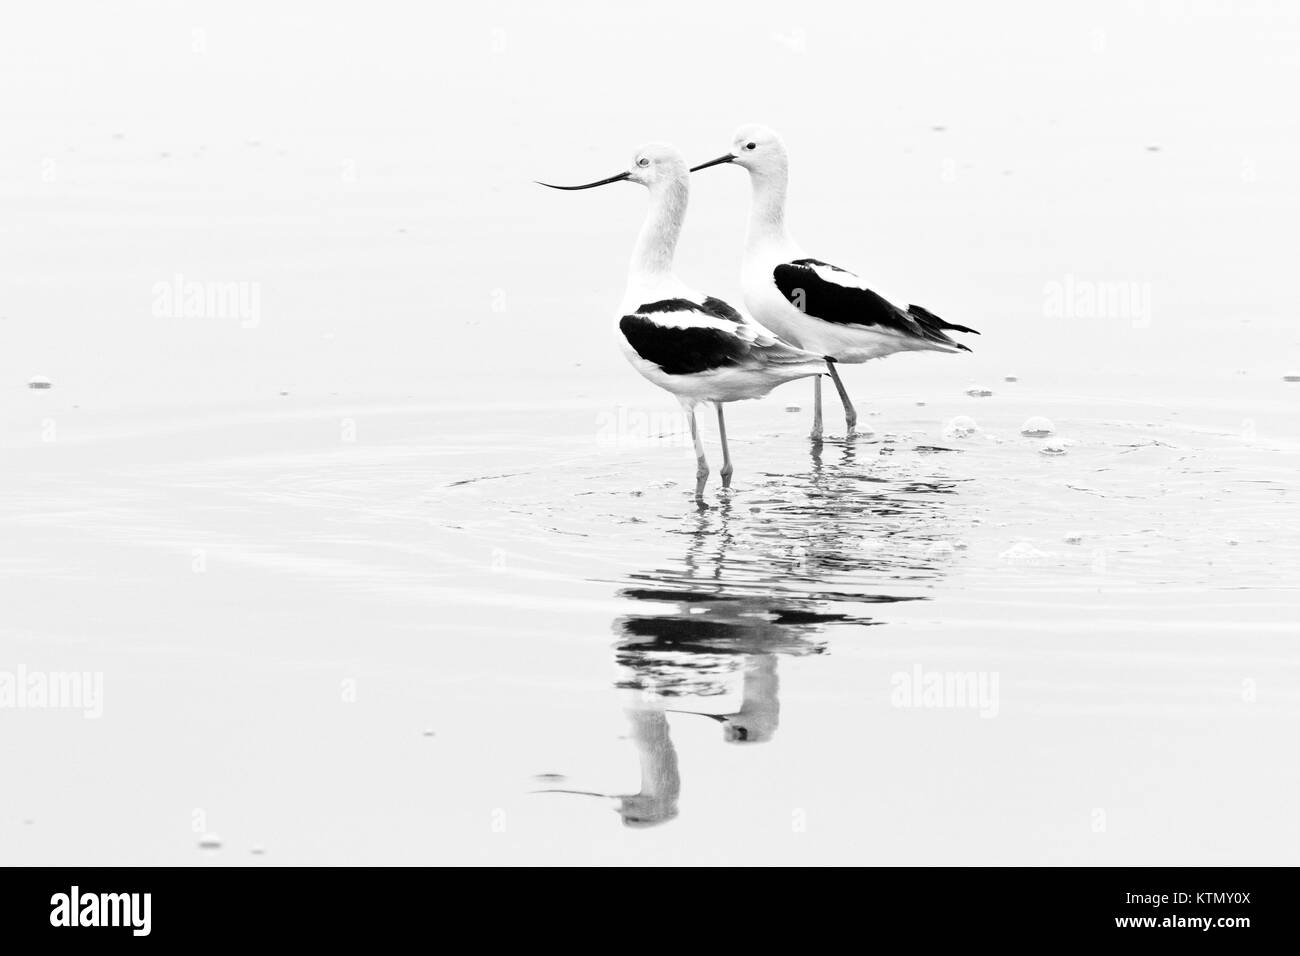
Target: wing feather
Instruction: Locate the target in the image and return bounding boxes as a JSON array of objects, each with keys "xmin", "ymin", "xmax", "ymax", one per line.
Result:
[
  {"xmin": 773, "ymin": 258, "xmax": 977, "ymax": 350},
  {"xmin": 620, "ymin": 296, "xmax": 821, "ymax": 375}
]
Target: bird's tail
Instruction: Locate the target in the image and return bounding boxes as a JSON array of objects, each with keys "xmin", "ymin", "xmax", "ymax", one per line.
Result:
[
  {"xmin": 761, "ymin": 340, "xmax": 828, "ymax": 380},
  {"xmin": 750, "ymin": 325, "xmax": 827, "ymax": 378},
  {"xmin": 907, "ymin": 304, "xmax": 979, "ymax": 352}
]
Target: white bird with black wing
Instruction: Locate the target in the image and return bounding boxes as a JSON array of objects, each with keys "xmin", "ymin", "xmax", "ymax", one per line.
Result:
[
  {"xmin": 539, "ymin": 143, "xmax": 824, "ymax": 501},
  {"xmin": 692, "ymin": 125, "xmax": 979, "ymax": 440}
]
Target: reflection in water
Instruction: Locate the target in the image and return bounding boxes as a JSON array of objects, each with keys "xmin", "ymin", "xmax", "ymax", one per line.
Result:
[{"xmin": 542, "ymin": 440, "xmax": 966, "ymax": 826}]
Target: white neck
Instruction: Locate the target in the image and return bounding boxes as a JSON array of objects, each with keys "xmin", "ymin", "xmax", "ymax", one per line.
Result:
[
  {"xmin": 629, "ymin": 175, "xmax": 688, "ymax": 282},
  {"xmin": 629, "ymin": 708, "xmax": 679, "ymax": 801},
  {"xmin": 745, "ymin": 160, "xmax": 798, "ymax": 257}
]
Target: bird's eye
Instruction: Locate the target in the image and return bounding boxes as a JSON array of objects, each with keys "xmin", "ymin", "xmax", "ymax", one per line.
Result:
[
  {"xmin": 637, "ymin": 157, "xmax": 650, "ymax": 167},
  {"xmin": 746, "ymin": 142, "xmax": 757, "ymax": 150}
]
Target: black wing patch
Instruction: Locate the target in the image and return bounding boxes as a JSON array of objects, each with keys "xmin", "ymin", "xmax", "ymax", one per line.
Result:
[
  {"xmin": 908, "ymin": 304, "xmax": 980, "ymax": 338},
  {"xmin": 619, "ymin": 299, "xmax": 749, "ymax": 375},
  {"xmin": 773, "ymin": 259, "xmax": 916, "ymax": 334},
  {"xmin": 698, "ymin": 296, "xmax": 744, "ymax": 324},
  {"xmin": 637, "ymin": 298, "xmax": 701, "ymax": 315},
  {"xmin": 774, "ymin": 259, "xmax": 976, "ymax": 348}
]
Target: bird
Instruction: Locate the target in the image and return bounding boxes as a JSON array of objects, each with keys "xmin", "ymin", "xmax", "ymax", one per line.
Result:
[
  {"xmin": 691, "ymin": 125, "xmax": 979, "ymax": 441},
  {"xmin": 534, "ymin": 707, "xmax": 681, "ymax": 828},
  {"xmin": 539, "ymin": 142, "xmax": 825, "ymax": 501}
]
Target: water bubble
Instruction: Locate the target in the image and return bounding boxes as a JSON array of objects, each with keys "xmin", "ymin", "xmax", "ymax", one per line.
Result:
[
  {"xmin": 27, "ymin": 375, "xmax": 52, "ymax": 389},
  {"xmin": 1039, "ymin": 440, "xmax": 1069, "ymax": 456},
  {"xmin": 1020, "ymin": 416, "xmax": 1055, "ymax": 437},
  {"xmin": 999, "ymin": 541, "xmax": 1055, "ymax": 565},
  {"xmin": 943, "ymin": 416, "xmax": 979, "ymax": 439}
]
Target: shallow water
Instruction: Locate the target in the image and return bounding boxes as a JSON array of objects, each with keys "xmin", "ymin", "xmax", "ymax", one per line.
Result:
[{"xmin": 4, "ymin": 366, "xmax": 1298, "ymax": 864}]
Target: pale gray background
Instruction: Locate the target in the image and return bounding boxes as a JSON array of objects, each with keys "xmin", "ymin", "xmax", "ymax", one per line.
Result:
[{"xmin": 2, "ymin": 0, "xmax": 1298, "ymax": 864}]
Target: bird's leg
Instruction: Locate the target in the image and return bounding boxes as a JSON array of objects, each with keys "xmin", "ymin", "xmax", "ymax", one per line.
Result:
[
  {"xmin": 826, "ymin": 360, "xmax": 857, "ymax": 436},
  {"xmin": 716, "ymin": 402, "xmax": 734, "ymax": 488},
  {"xmin": 687, "ymin": 406, "xmax": 709, "ymax": 501},
  {"xmin": 810, "ymin": 375, "xmax": 824, "ymax": 443}
]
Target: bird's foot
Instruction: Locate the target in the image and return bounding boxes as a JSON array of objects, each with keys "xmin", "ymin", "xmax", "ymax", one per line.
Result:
[{"xmin": 854, "ymin": 417, "xmax": 878, "ymax": 440}]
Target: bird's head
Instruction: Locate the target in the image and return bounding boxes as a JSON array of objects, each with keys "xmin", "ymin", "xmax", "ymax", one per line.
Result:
[
  {"xmin": 628, "ymin": 142, "xmax": 690, "ymax": 187},
  {"xmin": 691, "ymin": 124, "xmax": 788, "ymax": 176},
  {"xmin": 537, "ymin": 142, "xmax": 689, "ymax": 193}
]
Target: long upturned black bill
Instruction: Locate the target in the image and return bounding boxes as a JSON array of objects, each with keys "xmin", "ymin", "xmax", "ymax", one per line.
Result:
[
  {"xmin": 535, "ymin": 171, "xmax": 631, "ymax": 190},
  {"xmin": 689, "ymin": 153, "xmax": 736, "ymax": 172},
  {"xmin": 666, "ymin": 709, "xmax": 728, "ymax": 722}
]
